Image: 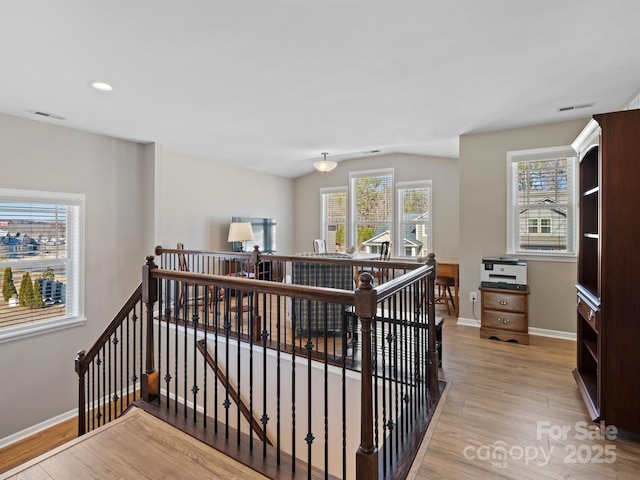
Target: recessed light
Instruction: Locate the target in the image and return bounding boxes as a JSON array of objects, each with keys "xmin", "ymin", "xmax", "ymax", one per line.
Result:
[{"xmin": 91, "ymin": 81, "xmax": 113, "ymax": 91}]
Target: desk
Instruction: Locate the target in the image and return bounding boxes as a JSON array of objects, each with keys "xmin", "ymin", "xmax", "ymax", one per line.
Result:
[{"xmin": 437, "ymin": 261, "xmax": 459, "ymax": 317}]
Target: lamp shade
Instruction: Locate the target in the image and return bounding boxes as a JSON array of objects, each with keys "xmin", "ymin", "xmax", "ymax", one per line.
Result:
[
  {"xmin": 313, "ymin": 152, "xmax": 337, "ymax": 173},
  {"xmin": 228, "ymin": 222, "xmax": 255, "ymax": 243}
]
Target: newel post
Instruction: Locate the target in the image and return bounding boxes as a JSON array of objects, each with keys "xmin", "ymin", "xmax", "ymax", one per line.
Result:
[
  {"xmin": 355, "ymin": 272, "xmax": 379, "ymax": 480},
  {"xmin": 426, "ymin": 253, "xmax": 439, "ymax": 395},
  {"xmin": 141, "ymin": 255, "xmax": 159, "ymax": 402},
  {"xmin": 75, "ymin": 349, "xmax": 87, "ymax": 436}
]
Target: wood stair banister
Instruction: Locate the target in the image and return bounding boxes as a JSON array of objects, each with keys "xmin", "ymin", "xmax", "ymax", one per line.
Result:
[{"xmin": 196, "ymin": 339, "xmax": 273, "ymax": 446}]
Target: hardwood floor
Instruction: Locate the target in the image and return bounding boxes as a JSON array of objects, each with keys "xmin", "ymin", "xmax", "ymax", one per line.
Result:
[
  {"xmin": 0, "ymin": 408, "xmax": 268, "ymax": 480},
  {"xmin": 411, "ymin": 314, "xmax": 640, "ymax": 480},
  {"xmin": 3, "ymin": 307, "xmax": 640, "ymax": 479}
]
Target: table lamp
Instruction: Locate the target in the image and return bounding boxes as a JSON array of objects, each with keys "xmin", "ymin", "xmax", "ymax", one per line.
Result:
[{"xmin": 228, "ymin": 222, "xmax": 254, "ymax": 252}]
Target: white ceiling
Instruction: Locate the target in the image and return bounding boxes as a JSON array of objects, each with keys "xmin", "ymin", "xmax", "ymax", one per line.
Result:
[{"xmin": 1, "ymin": 1, "xmax": 639, "ymax": 178}]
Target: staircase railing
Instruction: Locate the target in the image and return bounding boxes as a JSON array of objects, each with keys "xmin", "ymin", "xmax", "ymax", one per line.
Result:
[
  {"xmin": 76, "ymin": 247, "xmax": 441, "ymax": 480},
  {"xmin": 75, "ymin": 284, "xmax": 144, "ymax": 436}
]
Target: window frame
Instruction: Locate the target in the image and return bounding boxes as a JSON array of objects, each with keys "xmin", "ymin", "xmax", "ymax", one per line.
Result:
[
  {"xmin": 396, "ymin": 180, "xmax": 432, "ymax": 257},
  {"xmin": 320, "ymin": 186, "xmax": 347, "ymax": 253},
  {"xmin": 0, "ymin": 188, "xmax": 86, "ymax": 343},
  {"xmin": 506, "ymin": 146, "xmax": 577, "ymax": 260},
  {"xmin": 349, "ymin": 168, "xmax": 394, "ymax": 255}
]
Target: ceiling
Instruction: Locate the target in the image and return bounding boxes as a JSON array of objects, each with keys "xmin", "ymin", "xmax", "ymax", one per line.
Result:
[{"xmin": 1, "ymin": 1, "xmax": 639, "ymax": 178}]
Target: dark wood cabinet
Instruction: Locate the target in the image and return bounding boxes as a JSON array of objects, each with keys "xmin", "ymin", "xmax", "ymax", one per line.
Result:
[{"xmin": 572, "ymin": 109, "xmax": 640, "ymax": 433}]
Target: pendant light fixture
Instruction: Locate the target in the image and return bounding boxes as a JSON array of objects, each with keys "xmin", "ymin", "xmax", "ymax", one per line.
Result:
[{"xmin": 313, "ymin": 152, "xmax": 337, "ymax": 173}]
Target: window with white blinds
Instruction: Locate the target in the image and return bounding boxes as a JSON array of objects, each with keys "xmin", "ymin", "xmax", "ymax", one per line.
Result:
[
  {"xmin": 397, "ymin": 181, "xmax": 432, "ymax": 257},
  {"xmin": 0, "ymin": 189, "xmax": 85, "ymax": 342},
  {"xmin": 507, "ymin": 146, "xmax": 577, "ymax": 256},
  {"xmin": 350, "ymin": 170, "xmax": 393, "ymax": 255},
  {"xmin": 321, "ymin": 188, "xmax": 347, "ymax": 253}
]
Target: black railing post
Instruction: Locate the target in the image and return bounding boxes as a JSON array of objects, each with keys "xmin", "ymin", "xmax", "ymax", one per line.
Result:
[
  {"xmin": 141, "ymin": 255, "xmax": 159, "ymax": 402},
  {"xmin": 75, "ymin": 349, "xmax": 87, "ymax": 436},
  {"xmin": 355, "ymin": 272, "xmax": 379, "ymax": 480},
  {"xmin": 426, "ymin": 253, "xmax": 439, "ymax": 397}
]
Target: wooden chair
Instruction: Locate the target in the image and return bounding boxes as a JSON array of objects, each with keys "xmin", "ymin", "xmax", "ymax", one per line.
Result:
[
  {"xmin": 177, "ymin": 242, "xmax": 215, "ymax": 313},
  {"xmin": 357, "ymin": 240, "xmax": 391, "ymax": 285},
  {"xmin": 434, "ymin": 275, "xmax": 456, "ymax": 316}
]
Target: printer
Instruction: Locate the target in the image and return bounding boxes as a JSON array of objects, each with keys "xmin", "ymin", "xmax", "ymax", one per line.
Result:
[{"xmin": 481, "ymin": 257, "xmax": 527, "ymax": 290}]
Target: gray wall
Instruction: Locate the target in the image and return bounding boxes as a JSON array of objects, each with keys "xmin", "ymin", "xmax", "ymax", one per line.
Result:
[
  {"xmin": 0, "ymin": 115, "xmax": 295, "ymax": 442},
  {"xmin": 154, "ymin": 149, "xmax": 294, "ymax": 253},
  {"xmin": 458, "ymin": 118, "xmax": 589, "ymax": 333},
  {"xmin": 0, "ymin": 113, "xmax": 148, "ymax": 439},
  {"xmin": 292, "ymin": 153, "xmax": 459, "ymax": 260}
]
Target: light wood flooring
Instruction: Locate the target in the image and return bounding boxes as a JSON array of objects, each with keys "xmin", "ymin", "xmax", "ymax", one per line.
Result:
[
  {"xmin": 3, "ymin": 306, "xmax": 640, "ymax": 479},
  {"xmin": 0, "ymin": 408, "xmax": 268, "ymax": 480}
]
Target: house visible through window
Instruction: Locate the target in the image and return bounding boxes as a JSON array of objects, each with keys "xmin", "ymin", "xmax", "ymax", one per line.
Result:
[
  {"xmin": 397, "ymin": 181, "xmax": 431, "ymax": 256},
  {"xmin": 507, "ymin": 146, "xmax": 576, "ymax": 256},
  {"xmin": 0, "ymin": 189, "xmax": 84, "ymax": 342},
  {"xmin": 350, "ymin": 170, "xmax": 393, "ymax": 255}
]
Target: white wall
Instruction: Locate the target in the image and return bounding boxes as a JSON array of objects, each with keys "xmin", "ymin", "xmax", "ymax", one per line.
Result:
[
  {"xmin": 155, "ymin": 149, "xmax": 294, "ymax": 254},
  {"xmin": 292, "ymin": 153, "xmax": 459, "ymax": 261},
  {"xmin": 0, "ymin": 113, "xmax": 149, "ymax": 440},
  {"xmin": 458, "ymin": 118, "xmax": 589, "ymax": 333}
]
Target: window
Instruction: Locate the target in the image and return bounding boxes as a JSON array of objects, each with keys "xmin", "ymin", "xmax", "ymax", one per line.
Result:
[
  {"xmin": 397, "ymin": 181, "xmax": 432, "ymax": 257},
  {"xmin": 321, "ymin": 188, "xmax": 347, "ymax": 253},
  {"xmin": 507, "ymin": 146, "xmax": 577, "ymax": 256},
  {"xmin": 349, "ymin": 170, "xmax": 393, "ymax": 255},
  {"xmin": 0, "ymin": 189, "xmax": 85, "ymax": 342}
]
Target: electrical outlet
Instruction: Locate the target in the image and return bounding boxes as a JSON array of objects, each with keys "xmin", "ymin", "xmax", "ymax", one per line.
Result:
[{"xmin": 470, "ymin": 291, "xmax": 478, "ymax": 303}]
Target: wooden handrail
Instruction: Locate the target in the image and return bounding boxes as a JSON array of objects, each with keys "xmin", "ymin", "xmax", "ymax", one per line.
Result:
[
  {"xmin": 196, "ymin": 339, "xmax": 273, "ymax": 446},
  {"xmin": 75, "ymin": 283, "xmax": 143, "ymax": 436}
]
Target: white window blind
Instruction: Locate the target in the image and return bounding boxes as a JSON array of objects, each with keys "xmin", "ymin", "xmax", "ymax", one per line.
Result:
[
  {"xmin": 0, "ymin": 189, "xmax": 85, "ymax": 341},
  {"xmin": 350, "ymin": 170, "xmax": 393, "ymax": 255},
  {"xmin": 321, "ymin": 188, "xmax": 347, "ymax": 253},
  {"xmin": 507, "ymin": 147, "xmax": 577, "ymax": 256},
  {"xmin": 397, "ymin": 181, "xmax": 432, "ymax": 257}
]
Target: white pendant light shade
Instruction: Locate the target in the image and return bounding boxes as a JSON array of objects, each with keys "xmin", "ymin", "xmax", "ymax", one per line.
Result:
[{"xmin": 313, "ymin": 152, "xmax": 337, "ymax": 173}]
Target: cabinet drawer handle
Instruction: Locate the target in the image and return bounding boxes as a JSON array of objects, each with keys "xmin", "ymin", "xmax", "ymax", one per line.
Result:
[
  {"xmin": 498, "ymin": 299, "xmax": 509, "ymax": 305},
  {"xmin": 588, "ymin": 310, "xmax": 594, "ymax": 321},
  {"xmin": 577, "ymin": 297, "xmax": 581, "ymax": 307},
  {"xmin": 499, "ymin": 318, "xmax": 510, "ymax": 324}
]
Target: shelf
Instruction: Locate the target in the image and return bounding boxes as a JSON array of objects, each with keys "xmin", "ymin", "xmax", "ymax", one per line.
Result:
[
  {"xmin": 583, "ymin": 186, "xmax": 599, "ymax": 196},
  {"xmin": 573, "ymin": 369, "xmax": 599, "ymax": 421},
  {"xmin": 583, "ymin": 337, "xmax": 598, "ymax": 362}
]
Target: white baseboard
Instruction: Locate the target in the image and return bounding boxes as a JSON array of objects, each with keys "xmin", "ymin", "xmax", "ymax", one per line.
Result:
[
  {"xmin": 529, "ymin": 327, "xmax": 576, "ymax": 341},
  {"xmin": 455, "ymin": 317, "xmax": 576, "ymax": 341},
  {"xmin": 0, "ymin": 409, "xmax": 76, "ymax": 449},
  {"xmin": 456, "ymin": 317, "xmax": 480, "ymax": 327}
]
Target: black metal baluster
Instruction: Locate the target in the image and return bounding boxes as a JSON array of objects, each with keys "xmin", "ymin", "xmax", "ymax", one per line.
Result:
[
  {"xmin": 306, "ymin": 308, "xmax": 314, "ymax": 479},
  {"xmin": 224, "ymin": 287, "xmax": 231, "ymax": 440},
  {"xmin": 236, "ymin": 285, "xmax": 242, "ymax": 446},
  {"xmin": 291, "ymin": 293, "xmax": 297, "ymax": 474},
  {"xmin": 108, "ymin": 332, "xmax": 112, "ymax": 423},
  {"xmin": 99, "ymin": 347, "xmax": 104, "ymax": 427},
  {"xmin": 126, "ymin": 311, "xmax": 130, "ymax": 412},
  {"xmin": 203, "ymin": 283, "xmax": 208, "ymax": 429},
  {"xmin": 192, "ymin": 284, "xmax": 200, "ymax": 424},
  {"xmin": 277, "ymin": 295, "xmax": 282, "ymax": 465},
  {"xmin": 261, "ymin": 292, "xmax": 269, "ymax": 458},
  {"xmin": 174, "ymin": 279, "xmax": 180, "ymax": 414},
  {"xmin": 183, "ymin": 280, "xmax": 189, "ymax": 419}
]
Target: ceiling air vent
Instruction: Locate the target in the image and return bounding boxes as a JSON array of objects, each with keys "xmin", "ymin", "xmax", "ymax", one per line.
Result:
[
  {"xmin": 557, "ymin": 103, "xmax": 595, "ymax": 113},
  {"xmin": 31, "ymin": 110, "xmax": 67, "ymax": 120}
]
